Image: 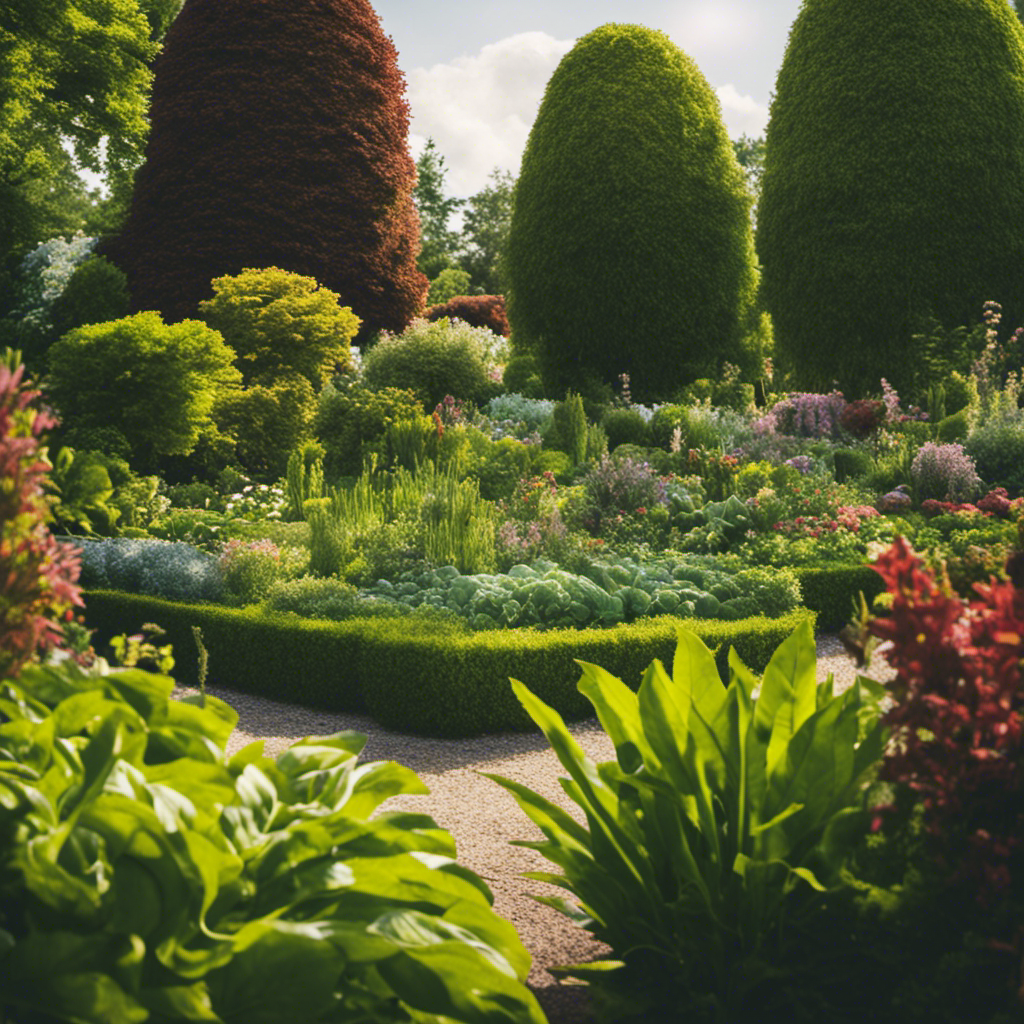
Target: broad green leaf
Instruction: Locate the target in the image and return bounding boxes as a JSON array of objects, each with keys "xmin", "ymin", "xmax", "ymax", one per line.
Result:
[
  {"xmin": 203, "ymin": 920, "xmax": 343, "ymax": 1024},
  {"xmin": 760, "ymin": 621, "xmax": 818, "ymax": 777},
  {"xmin": 510, "ymin": 678, "xmax": 658, "ymax": 897},
  {"xmin": 749, "ymin": 802, "xmax": 804, "ymax": 837},
  {"xmin": 672, "ymin": 629, "xmax": 727, "ymax": 724},
  {"xmin": 139, "ymin": 982, "xmax": 223, "ymax": 1022},
  {"xmin": 575, "ymin": 659, "xmax": 657, "ymax": 775},
  {"xmin": 481, "ymin": 771, "xmax": 593, "ymax": 851},
  {"xmin": 377, "ymin": 942, "xmax": 547, "ymax": 1024}
]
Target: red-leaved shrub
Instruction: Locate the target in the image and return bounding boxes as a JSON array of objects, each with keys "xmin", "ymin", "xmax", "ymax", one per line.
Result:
[
  {"xmin": 0, "ymin": 363, "xmax": 83, "ymax": 678},
  {"xmin": 868, "ymin": 536, "xmax": 1024, "ymax": 905},
  {"xmin": 424, "ymin": 295, "xmax": 510, "ymax": 337},
  {"xmin": 839, "ymin": 397, "xmax": 886, "ymax": 438}
]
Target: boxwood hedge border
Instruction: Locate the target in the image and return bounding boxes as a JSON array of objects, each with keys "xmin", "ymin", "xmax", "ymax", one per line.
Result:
[{"xmin": 80, "ymin": 561, "xmax": 883, "ymax": 736}]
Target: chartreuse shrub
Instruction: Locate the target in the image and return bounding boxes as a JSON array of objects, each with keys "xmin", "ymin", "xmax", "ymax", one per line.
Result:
[
  {"xmin": 505, "ymin": 23, "xmax": 759, "ymax": 403},
  {"xmin": 0, "ymin": 658, "xmax": 545, "ymax": 1023},
  {"xmin": 487, "ymin": 620, "xmax": 887, "ymax": 1022},
  {"xmin": 46, "ymin": 312, "xmax": 242, "ymax": 469},
  {"xmin": 757, "ymin": 0, "xmax": 1024, "ymax": 398}
]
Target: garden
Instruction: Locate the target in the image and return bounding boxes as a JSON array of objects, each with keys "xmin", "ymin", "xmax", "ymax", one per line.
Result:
[{"xmin": 3, "ymin": 0, "xmax": 1024, "ymax": 1021}]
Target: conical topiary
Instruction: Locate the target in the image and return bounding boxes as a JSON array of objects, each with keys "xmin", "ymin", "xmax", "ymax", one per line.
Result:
[
  {"xmin": 504, "ymin": 23, "xmax": 759, "ymax": 405},
  {"xmin": 99, "ymin": 0, "xmax": 427, "ymax": 342},
  {"xmin": 756, "ymin": 0, "xmax": 1024, "ymax": 399}
]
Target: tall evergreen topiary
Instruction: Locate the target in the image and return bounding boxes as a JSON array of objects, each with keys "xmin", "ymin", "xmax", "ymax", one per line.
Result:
[
  {"xmin": 756, "ymin": 0, "xmax": 1024, "ymax": 399},
  {"xmin": 504, "ymin": 23, "xmax": 759, "ymax": 405},
  {"xmin": 99, "ymin": 0, "xmax": 427, "ymax": 341}
]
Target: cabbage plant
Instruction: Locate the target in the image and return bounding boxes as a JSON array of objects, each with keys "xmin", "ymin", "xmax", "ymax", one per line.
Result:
[
  {"xmin": 0, "ymin": 660, "xmax": 544, "ymax": 1023},
  {"xmin": 485, "ymin": 620, "xmax": 887, "ymax": 1021}
]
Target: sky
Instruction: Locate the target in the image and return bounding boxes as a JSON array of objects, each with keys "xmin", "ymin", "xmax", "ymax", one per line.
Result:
[{"xmin": 371, "ymin": 0, "xmax": 806, "ymax": 199}]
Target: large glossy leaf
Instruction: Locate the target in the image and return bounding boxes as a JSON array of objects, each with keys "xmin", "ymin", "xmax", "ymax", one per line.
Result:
[
  {"xmin": 481, "ymin": 771, "xmax": 593, "ymax": 852},
  {"xmin": 672, "ymin": 630, "xmax": 727, "ymax": 725},
  {"xmin": 759, "ymin": 621, "xmax": 817, "ymax": 777},
  {"xmin": 575, "ymin": 659, "xmax": 656, "ymax": 775},
  {"xmin": 203, "ymin": 920, "xmax": 344, "ymax": 1024},
  {"xmin": 376, "ymin": 940, "xmax": 547, "ymax": 1024},
  {"xmin": 510, "ymin": 678, "xmax": 659, "ymax": 901}
]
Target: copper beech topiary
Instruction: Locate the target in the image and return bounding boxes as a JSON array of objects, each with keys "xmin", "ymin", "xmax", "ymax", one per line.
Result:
[{"xmin": 100, "ymin": 0, "xmax": 427, "ymax": 343}]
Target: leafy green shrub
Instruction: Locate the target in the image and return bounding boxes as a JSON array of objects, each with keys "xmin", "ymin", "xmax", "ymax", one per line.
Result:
[
  {"xmin": 72, "ymin": 537, "xmax": 225, "ymax": 603},
  {"xmin": 313, "ymin": 380, "xmax": 425, "ymax": 480},
  {"xmin": 601, "ymin": 406, "xmax": 652, "ymax": 450},
  {"xmin": 502, "ymin": 353, "xmax": 545, "ymax": 398},
  {"xmin": 964, "ymin": 424, "xmax": 1024, "ymax": 495},
  {"xmin": 935, "ymin": 407, "xmax": 969, "ymax": 442},
  {"xmin": 217, "ymin": 537, "xmax": 305, "ymax": 606},
  {"xmin": 426, "ymin": 265, "xmax": 472, "ymax": 305},
  {"xmin": 164, "ymin": 480, "xmax": 225, "ymax": 512},
  {"xmin": 832, "ymin": 446, "xmax": 874, "ymax": 484},
  {"xmin": 213, "ymin": 371, "xmax": 317, "ymax": 480},
  {"xmin": 198, "ymin": 266, "xmax": 359, "ymax": 390},
  {"xmin": 0, "ymin": 657, "xmax": 544, "ymax": 1023},
  {"xmin": 47, "ymin": 255, "xmax": 130, "ymax": 341},
  {"xmin": 648, "ymin": 403, "xmax": 723, "ymax": 452},
  {"xmin": 488, "ymin": 621, "xmax": 886, "ymax": 1022},
  {"xmin": 46, "ymin": 313, "xmax": 242, "ymax": 468},
  {"xmin": 361, "ymin": 317, "xmax": 502, "ymax": 409}
]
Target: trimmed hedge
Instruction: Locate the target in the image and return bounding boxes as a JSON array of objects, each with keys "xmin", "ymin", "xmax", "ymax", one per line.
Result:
[
  {"xmin": 81, "ymin": 590, "xmax": 813, "ymax": 737},
  {"xmin": 792, "ymin": 565, "xmax": 886, "ymax": 631}
]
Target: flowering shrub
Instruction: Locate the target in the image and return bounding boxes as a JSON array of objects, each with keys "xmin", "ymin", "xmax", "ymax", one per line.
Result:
[
  {"xmin": 223, "ymin": 480, "xmax": 287, "ymax": 521},
  {"xmin": 868, "ymin": 537, "xmax": 1024, "ymax": 908},
  {"xmin": 976, "ymin": 487, "xmax": 1015, "ymax": 518},
  {"xmin": 910, "ymin": 441, "xmax": 981, "ymax": 503},
  {"xmin": 578, "ymin": 456, "xmax": 668, "ymax": 535},
  {"xmin": 495, "ymin": 472, "xmax": 568, "ymax": 567},
  {"xmin": 756, "ymin": 390, "xmax": 847, "ymax": 439},
  {"xmin": 686, "ymin": 448, "xmax": 739, "ymax": 501},
  {"xmin": 877, "ymin": 485, "xmax": 913, "ymax": 513},
  {"xmin": 0, "ymin": 361, "xmax": 83, "ymax": 677},
  {"xmin": 782, "ymin": 454, "xmax": 815, "ymax": 474}
]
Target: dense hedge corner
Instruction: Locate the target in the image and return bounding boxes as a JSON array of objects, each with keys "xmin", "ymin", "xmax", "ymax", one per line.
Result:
[{"xmin": 793, "ymin": 565, "xmax": 886, "ymax": 631}]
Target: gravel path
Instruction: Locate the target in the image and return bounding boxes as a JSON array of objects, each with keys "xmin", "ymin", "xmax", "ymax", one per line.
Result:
[{"xmin": 171, "ymin": 633, "xmax": 894, "ymax": 1024}]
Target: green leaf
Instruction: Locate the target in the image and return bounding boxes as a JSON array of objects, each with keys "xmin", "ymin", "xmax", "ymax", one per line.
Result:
[
  {"xmin": 672, "ymin": 628, "xmax": 726, "ymax": 724},
  {"xmin": 759, "ymin": 620, "xmax": 818, "ymax": 777},
  {"xmin": 575, "ymin": 659, "xmax": 654, "ymax": 775}
]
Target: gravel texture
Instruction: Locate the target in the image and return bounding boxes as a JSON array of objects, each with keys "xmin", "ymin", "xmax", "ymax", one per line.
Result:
[{"xmin": 171, "ymin": 633, "xmax": 895, "ymax": 1024}]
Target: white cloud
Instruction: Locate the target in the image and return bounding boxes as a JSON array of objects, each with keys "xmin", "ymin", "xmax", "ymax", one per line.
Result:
[
  {"xmin": 715, "ymin": 83, "xmax": 770, "ymax": 139},
  {"xmin": 405, "ymin": 31, "xmax": 575, "ymax": 198},
  {"xmin": 670, "ymin": 1, "xmax": 760, "ymax": 53}
]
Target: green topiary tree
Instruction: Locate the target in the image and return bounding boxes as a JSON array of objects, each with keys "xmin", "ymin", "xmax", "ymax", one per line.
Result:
[
  {"xmin": 756, "ymin": 0, "xmax": 1024, "ymax": 399},
  {"xmin": 197, "ymin": 267, "xmax": 360, "ymax": 391},
  {"xmin": 504, "ymin": 23, "xmax": 759, "ymax": 405},
  {"xmin": 46, "ymin": 312, "xmax": 241, "ymax": 469},
  {"xmin": 48, "ymin": 255, "xmax": 130, "ymax": 342},
  {"xmin": 98, "ymin": 0, "xmax": 427, "ymax": 342}
]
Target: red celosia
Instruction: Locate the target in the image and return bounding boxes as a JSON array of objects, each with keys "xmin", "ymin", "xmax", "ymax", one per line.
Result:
[
  {"xmin": 0, "ymin": 363, "xmax": 83, "ymax": 678},
  {"xmin": 868, "ymin": 536, "xmax": 1024, "ymax": 904}
]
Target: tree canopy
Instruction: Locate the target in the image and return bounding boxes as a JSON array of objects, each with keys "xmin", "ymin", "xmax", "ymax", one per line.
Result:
[{"xmin": 0, "ymin": 0, "xmax": 158, "ymax": 264}]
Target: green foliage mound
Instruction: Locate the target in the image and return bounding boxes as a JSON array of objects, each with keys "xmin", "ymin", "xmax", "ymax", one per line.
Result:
[
  {"xmin": 197, "ymin": 267, "xmax": 359, "ymax": 390},
  {"xmin": 0, "ymin": 658, "xmax": 545, "ymax": 1023},
  {"xmin": 48, "ymin": 255, "xmax": 130, "ymax": 343},
  {"xmin": 360, "ymin": 317, "xmax": 504, "ymax": 410},
  {"xmin": 505, "ymin": 23, "xmax": 758, "ymax": 404},
  {"xmin": 46, "ymin": 312, "xmax": 241, "ymax": 468},
  {"xmin": 757, "ymin": 0, "xmax": 1024, "ymax": 398}
]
